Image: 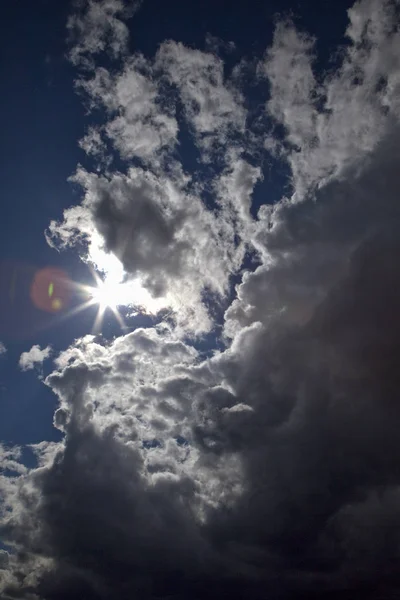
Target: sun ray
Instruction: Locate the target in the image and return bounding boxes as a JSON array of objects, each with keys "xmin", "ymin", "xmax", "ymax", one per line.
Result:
[
  {"xmin": 85, "ymin": 276, "xmax": 130, "ymax": 332},
  {"xmin": 35, "ymin": 266, "xmax": 166, "ymax": 337},
  {"xmin": 91, "ymin": 304, "xmax": 106, "ymax": 335}
]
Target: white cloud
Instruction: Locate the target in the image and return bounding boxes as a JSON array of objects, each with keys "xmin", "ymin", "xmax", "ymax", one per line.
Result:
[
  {"xmin": 0, "ymin": 343, "xmax": 6, "ymax": 356},
  {"xmin": 215, "ymin": 157, "xmax": 262, "ymax": 226},
  {"xmin": 67, "ymin": 0, "xmax": 141, "ymax": 68},
  {"xmin": 19, "ymin": 345, "xmax": 52, "ymax": 371},
  {"xmin": 77, "ymin": 57, "xmax": 178, "ymax": 163},
  {"xmin": 0, "ymin": 445, "xmax": 28, "ymax": 476},
  {"xmin": 259, "ymin": 0, "xmax": 400, "ymax": 197},
  {"xmin": 156, "ymin": 41, "xmax": 246, "ymax": 158}
]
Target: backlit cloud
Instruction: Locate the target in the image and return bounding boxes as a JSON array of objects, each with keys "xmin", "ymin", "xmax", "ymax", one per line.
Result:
[{"xmin": 2, "ymin": 0, "xmax": 400, "ymax": 598}]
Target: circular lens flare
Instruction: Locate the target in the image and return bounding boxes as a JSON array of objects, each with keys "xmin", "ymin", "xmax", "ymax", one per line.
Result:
[{"xmin": 30, "ymin": 268, "xmax": 71, "ymax": 313}]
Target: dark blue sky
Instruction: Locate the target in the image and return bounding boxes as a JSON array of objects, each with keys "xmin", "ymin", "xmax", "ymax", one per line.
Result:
[{"xmin": 0, "ymin": 0, "xmax": 352, "ymax": 446}]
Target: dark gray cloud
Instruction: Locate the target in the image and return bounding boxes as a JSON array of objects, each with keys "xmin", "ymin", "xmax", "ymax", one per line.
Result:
[{"xmin": 2, "ymin": 0, "xmax": 400, "ymax": 598}]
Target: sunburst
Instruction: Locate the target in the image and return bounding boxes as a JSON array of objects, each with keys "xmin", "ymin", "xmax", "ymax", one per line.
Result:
[
  {"xmin": 82, "ymin": 272, "xmax": 128, "ymax": 333},
  {"xmin": 42, "ymin": 263, "xmax": 169, "ymax": 335}
]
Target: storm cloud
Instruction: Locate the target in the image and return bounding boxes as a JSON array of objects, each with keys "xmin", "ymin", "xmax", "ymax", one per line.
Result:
[{"xmin": 2, "ymin": 0, "xmax": 400, "ymax": 599}]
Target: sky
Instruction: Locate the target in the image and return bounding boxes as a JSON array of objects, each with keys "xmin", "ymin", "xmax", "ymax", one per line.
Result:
[{"xmin": 1, "ymin": 0, "xmax": 400, "ymax": 598}]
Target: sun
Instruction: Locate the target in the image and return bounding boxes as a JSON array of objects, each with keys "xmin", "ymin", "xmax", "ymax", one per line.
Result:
[
  {"xmin": 77, "ymin": 270, "xmax": 168, "ymax": 333},
  {"xmin": 83, "ymin": 274, "xmax": 130, "ymax": 332},
  {"xmin": 89, "ymin": 280, "xmax": 121, "ymax": 311},
  {"xmin": 54, "ymin": 257, "xmax": 170, "ymax": 335}
]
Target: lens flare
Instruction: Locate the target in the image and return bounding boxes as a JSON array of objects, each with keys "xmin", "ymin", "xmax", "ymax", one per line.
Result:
[{"xmin": 30, "ymin": 268, "xmax": 71, "ymax": 313}]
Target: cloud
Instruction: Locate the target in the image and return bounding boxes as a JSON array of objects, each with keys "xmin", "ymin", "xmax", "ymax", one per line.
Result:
[
  {"xmin": 19, "ymin": 345, "xmax": 52, "ymax": 372},
  {"xmin": 155, "ymin": 41, "xmax": 246, "ymax": 157},
  {"xmin": 77, "ymin": 55, "xmax": 178, "ymax": 163},
  {"xmin": 46, "ymin": 163, "xmax": 244, "ymax": 332},
  {"xmin": 47, "ymin": 30, "xmax": 252, "ymax": 332},
  {"xmin": 0, "ymin": 445, "xmax": 28, "ymax": 476},
  {"xmin": 3, "ymin": 0, "xmax": 400, "ymax": 599},
  {"xmin": 258, "ymin": 0, "xmax": 400, "ymax": 196},
  {"xmin": 67, "ymin": 0, "xmax": 141, "ymax": 69},
  {"xmin": 0, "ymin": 342, "xmax": 6, "ymax": 355}
]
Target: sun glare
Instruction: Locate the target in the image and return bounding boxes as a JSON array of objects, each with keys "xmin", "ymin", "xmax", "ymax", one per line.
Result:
[
  {"xmin": 83, "ymin": 273, "xmax": 131, "ymax": 332},
  {"xmin": 52, "ymin": 251, "xmax": 170, "ymax": 334},
  {"xmin": 75, "ymin": 270, "xmax": 169, "ymax": 333},
  {"xmin": 90, "ymin": 281, "xmax": 121, "ymax": 310}
]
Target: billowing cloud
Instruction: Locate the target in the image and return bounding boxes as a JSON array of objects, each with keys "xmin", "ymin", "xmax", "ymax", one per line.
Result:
[
  {"xmin": 0, "ymin": 342, "xmax": 6, "ymax": 355},
  {"xmin": 3, "ymin": 0, "xmax": 400, "ymax": 598},
  {"xmin": 259, "ymin": 0, "xmax": 400, "ymax": 196},
  {"xmin": 47, "ymin": 1, "xmax": 251, "ymax": 332},
  {"xmin": 46, "ymin": 164, "xmax": 243, "ymax": 332},
  {"xmin": 77, "ymin": 55, "xmax": 178, "ymax": 162},
  {"xmin": 19, "ymin": 345, "xmax": 52, "ymax": 372},
  {"xmin": 155, "ymin": 41, "xmax": 246, "ymax": 156}
]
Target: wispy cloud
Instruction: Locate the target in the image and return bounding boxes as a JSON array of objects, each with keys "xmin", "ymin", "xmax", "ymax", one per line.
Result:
[{"xmin": 67, "ymin": 0, "xmax": 142, "ymax": 68}]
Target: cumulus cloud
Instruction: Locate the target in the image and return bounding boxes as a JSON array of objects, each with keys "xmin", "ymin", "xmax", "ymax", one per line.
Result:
[
  {"xmin": 3, "ymin": 0, "xmax": 400, "ymax": 598},
  {"xmin": 77, "ymin": 55, "xmax": 178, "ymax": 162},
  {"xmin": 0, "ymin": 342, "xmax": 6, "ymax": 355},
  {"xmin": 19, "ymin": 345, "xmax": 52, "ymax": 372},
  {"xmin": 155, "ymin": 41, "xmax": 246, "ymax": 156},
  {"xmin": 47, "ymin": 2, "xmax": 252, "ymax": 332},
  {"xmin": 67, "ymin": 0, "xmax": 141, "ymax": 68},
  {"xmin": 259, "ymin": 0, "xmax": 400, "ymax": 196},
  {"xmin": 46, "ymin": 164, "xmax": 243, "ymax": 332}
]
